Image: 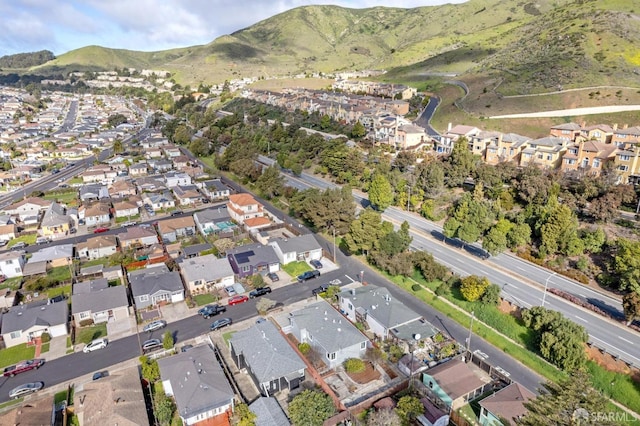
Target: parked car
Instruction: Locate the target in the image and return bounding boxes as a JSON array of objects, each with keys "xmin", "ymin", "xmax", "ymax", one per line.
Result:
[
  {"xmin": 297, "ymin": 270, "xmax": 321, "ymax": 283},
  {"xmin": 170, "ymin": 210, "xmax": 184, "ymax": 216},
  {"xmin": 36, "ymin": 237, "xmax": 51, "ymax": 245},
  {"xmin": 93, "ymin": 227, "xmax": 110, "ymax": 234},
  {"xmin": 310, "ymin": 259, "xmax": 323, "ymax": 269},
  {"xmin": 141, "ymin": 339, "xmax": 163, "ymax": 352},
  {"xmin": 255, "ymin": 317, "xmax": 267, "ymax": 324},
  {"xmin": 210, "ymin": 318, "xmax": 232, "ymax": 331},
  {"xmin": 3, "ymin": 359, "xmax": 45, "ymax": 377},
  {"xmin": 69, "ymin": 227, "xmax": 77, "ymax": 234},
  {"xmin": 120, "ymin": 221, "xmax": 137, "ymax": 228},
  {"xmin": 142, "ymin": 320, "xmax": 167, "ymax": 333},
  {"xmin": 83, "ymin": 338, "xmax": 108, "ymax": 353},
  {"xmin": 225, "ymin": 286, "xmax": 237, "ymax": 297},
  {"xmin": 11, "ymin": 242, "xmax": 27, "ymax": 250},
  {"xmin": 92, "ymin": 371, "xmax": 109, "ymax": 381},
  {"xmin": 181, "ymin": 344, "xmax": 194, "ymax": 353},
  {"xmin": 48, "ymin": 295, "xmax": 66, "ymax": 304},
  {"xmin": 312, "ymin": 284, "xmax": 330, "ymax": 296},
  {"xmin": 266, "ymin": 272, "xmax": 279, "ymax": 282},
  {"xmin": 198, "ymin": 304, "xmax": 226, "ymax": 318},
  {"xmin": 249, "ymin": 287, "xmax": 272, "ymax": 299},
  {"xmin": 228, "ymin": 295, "xmax": 249, "ymax": 306},
  {"xmin": 9, "ymin": 382, "xmax": 44, "ymax": 399}
]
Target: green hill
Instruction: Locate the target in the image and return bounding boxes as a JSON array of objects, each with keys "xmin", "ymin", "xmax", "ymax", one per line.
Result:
[{"xmin": 24, "ymin": 0, "xmax": 640, "ymax": 96}]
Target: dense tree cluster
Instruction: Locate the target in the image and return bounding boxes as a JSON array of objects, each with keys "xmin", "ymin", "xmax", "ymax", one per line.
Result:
[
  {"xmin": 288, "ymin": 389, "xmax": 336, "ymax": 426},
  {"xmin": 0, "ymin": 50, "xmax": 55, "ymax": 68}
]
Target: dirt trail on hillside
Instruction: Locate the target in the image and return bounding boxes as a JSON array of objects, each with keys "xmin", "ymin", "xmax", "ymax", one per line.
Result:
[{"xmin": 489, "ymin": 105, "xmax": 640, "ymax": 119}]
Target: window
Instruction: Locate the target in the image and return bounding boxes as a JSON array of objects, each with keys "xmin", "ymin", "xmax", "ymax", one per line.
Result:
[
  {"xmin": 6, "ymin": 259, "xmax": 12, "ymax": 265},
  {"xmin": 194, "ymin": 280, "xmax": 203, "ymax": 286},
  {"xmin": 593, "ymin": 159, "xmax": 601, "ymax": 168},
  {"xmin": 537, "ymin": 153, "xmax": 543, "ymax": 159},
  {"xmin": 619, "ymin": 155, "xmax": 630, "ymax": 161},
  {"xmin": 15, "ymin": 268, "xmax": 21, "ymax": 273},
  {"xmin": 618, "ymin": 165, "xmax": 629, "ymax": 172},
  {"xmin": 566, "ymin": 159, "xmax": 576, "ymax": 165},
  {"xmin": 360, "ymin": 341, "xmax": 366, "ymax": 349},
  {"xmin": 547, "ymin": 154, "xmax": 552, "ymax": 161},
  {"xmin": 241, "ymin": 265, "xmax": 251, "ymax": 273},
  {"xmin": 140, "ymin": 295, "xmax": 149, "ymax": 302},
  {"xmin": 79, "ymin": 312, "xmax": 90, "ymax": 319},
  {"xmin": 328, "ymin": 352, "xmax": 336, "ymax": 360},
  {"xmin": 348, "ymin": 303, "xmax": 353, "ymax": 310},
  {"xmin": 10, "ymin": 331, "xmax": 21, "ymax": 339}
]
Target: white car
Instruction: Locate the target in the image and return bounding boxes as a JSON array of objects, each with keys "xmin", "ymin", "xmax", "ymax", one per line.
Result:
[
  {"xmin": 143, "ymin": 320, "xmax": 167, "ymax": 333},
  {"xmin": 83, "ymin": 338, "xmax": 108, "ymax": 353},
  {"xmin": 9, "ymin": 382, "xmax": 44, "ymax": 399}
]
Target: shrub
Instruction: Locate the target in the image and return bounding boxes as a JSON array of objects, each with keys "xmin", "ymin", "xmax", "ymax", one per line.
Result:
[
  {"xmin": 163, "ymin": 331, "xmax": 174, "ymax": 349},
  {"xmin": 298, "ymin": 342, "xmax": 311, "ymax": 355},
  {"xmin": 40, "ymin": 332, "xmax": 51, "ymax": 343},
  {"xmin": 79, "ymin": 319, "xmax": 94, "ymax": 327},
  {"xmin": 411, "ymin": 283, "xmax": 421, "ymax": 292},
  {"xmin": 343, "ymin": 358, "xmax": 366, "ymax": 373}
]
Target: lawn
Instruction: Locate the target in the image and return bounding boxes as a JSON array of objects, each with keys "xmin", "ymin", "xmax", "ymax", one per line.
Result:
[
  {"xmin": 116, "ymin": 214, "xmax": 140, "ymax": 223},
  {"xmin": 282, "ymin": 261, "xmax": 311, "ymax": 278},
  {"xmin": 48, "ymin": 266, "xmax": 72, "ymax": 283},
  {"xmin": 0, "ymin": 276, "xmax": 23, "ymax": 291},
  {"xmin": 47, "ymin": 284, "xmax": 71, "ymax": 299},
  {"xmin": 0, "ymin": 343, "xmax": 36, "ymax": 369},
  {"xmin": 7, "ymin": 234, "xmax": 37, "ymax": 248},
  {"xmin": 81, "ymin": 258, "xmax": 110, "ymax": 268},
  {"xmin": 44, "ymin": 190, "xmax": 78, "ymax": 205},
  {"xmin": 76, "ymin": 323, "xmax": 107, "ymax": 345},
  {"xmin": 193, "ymin": 293, "xmax": 217, "ymax": 306},
  {"xmin": 68, "ymin": 177, "xmax": 83, "ymax": 185}
]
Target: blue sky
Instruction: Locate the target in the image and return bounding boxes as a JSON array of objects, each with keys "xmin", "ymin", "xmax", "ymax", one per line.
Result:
[{"xmin": 0, "ymin": 0, "xmax": 465, "ymax": 56}]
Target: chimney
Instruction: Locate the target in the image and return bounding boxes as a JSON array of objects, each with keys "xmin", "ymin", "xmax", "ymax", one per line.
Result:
[
  {"xmin": 580, "ymin": 121, "xmax": 586, "ymax": 128},
  {"xmin": 448, "ymin": 123, "xmax": 452, "ymax": 132},
  {"xmin": 613, "ymin": 123, "xmax": 618, "ymax": 131}
]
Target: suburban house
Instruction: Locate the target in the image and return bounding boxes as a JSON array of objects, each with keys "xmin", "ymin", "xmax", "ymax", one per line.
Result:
[
  {"xmin": 163, "ymin": 145, "xmax": 182, "ymax": 158},
  {"xmin": 135, "ymin": 176, "xmax": 166, "ymax": 192},
  {"xmin": 227, "ymin": 193, "xmax": 265, "ymax": 225},
  {"xmin": 158, "ymin": 345, "xmax": 235, "ymax": 426},
  {"xmin": 197, "ymin": 179, "xmax": 231, "ymax": 200},
  {"xmin": 71, "ymin": 278, "xmax": 129, "ymax": 325},
  {"xmin": 128, "ymin": 264, "xmax": 185, "ymax": 309},
  {"xmin": 1, "ymin": 197, "xmax": 50, "ymax": 222},
  {"xmin": 193, "ymin": 207, "xmax": 235, "ymax": 236},
  {"xmin": 113, "ymin": 200, "xmax": 140, "ymax": 219},
  {"xmin": 550, "ymin": 122, "xmax": 583, "ymax": 141},
  {"xmin": 518, "ymin": 136, "xmax": 569, "ymax": 169},
  {"xmin": 1, "ymin": 300, "xmax": 68, "ymax": 347},
  {"xmin": 0, "ymin": 394, "xmax": 54, "ymax": 425},
  {"xmin": 0, "ymin": 250, "xmax": 26, "ymax": 278},
  {"xmin": 478, "ymin": 382, "xmax": 535, "ymax": 426},
  {"xmin": 129, "ymin": 162, "xmax": 149, "ymax": 176},
  {"xmin": 81, "ymin": 166, "xmax": 117, "ymax": 184},
  {"xmin": 79, "ymin": 184, "xmax": 110, "ymax": 201},
  {"xmin": 249, "ymin": 397, "xmax": 290, "ymax": 426},
  {"xmin": 73, "ymin": 367, "xmax": 150, "ymax": 426},
  {"xmin": 287, "ymin": 300, "xmax": 369, "ymax": 369},
  {"xmin": 157, "ymin": 216, "xmax": 196, "ymax": 243},
  {"xmin": 76, "ymin": 235, "xmax": 118, "ymax": 260},
  {"xmin": 178, "ymin": 254, "xmax": 234, "ymax": 294},
  {"xmin": 149, "ymin": 158, "xmax": 173, "ymax": 172},
  {"xmin": 227, "ymin": 243, "xmax": 280, "ymax": 279},
  {"xmin": 164, "ymin": 171, "xmax": 192, "ymax": 188},
  {"xmin": 40, "ymin": 202, "xmax": 72, "ymax": 239},
  {"xmin": 182, "ymin": 243, "xmax": 213, "ymax": 259},
  {"xmin": 395, "ymin": 124, "xmax": 428, "ymax": 150},
  {"xmin": 338, "ymin": 285, "xmax": 437, "ymax": 342},
  {"xmin": 172, "ymin": 185, "xmax": 203, "ymax": 206},
  {"xmin": 483, "ymin": 133, "xmax": 530, "ymax": 165},
  {"xmin": 421, "ymin": 358, "xmax": 492, "ymax": 412},
  {"xmin": 142, "ymin": 191, "xmax": 175, "ymax": 211},
  {"xmin": 0, "ymin": 223, "xmax": 17, "ymax": 242},
  {"xmin": 79, "ymin": 202, "xmax": 111, "ymax": 227},
  {"xmin": 230, "ymin": 321, "xmax": 306, "ymax": 396},
  {"xmin": 560, "ymin": 140, "xmax": 618, "ymax": 177},
  {"xmin": 172, "ymin": 155, "xmax": 190, "ymax": 169},
  {"xmin": 108, "ymin": 179, "xmax": 137, "ymax": 198},
  {"xmin": 118, "ymin": 226, "xmax": 159, "ymax": 249},
  {"xmin": 268, "ymin": 234, "xmax": 323, "ymax": 265},
  {"xmin": 29, "ymin": 244, "xmax": 74, "ymax": 268}
]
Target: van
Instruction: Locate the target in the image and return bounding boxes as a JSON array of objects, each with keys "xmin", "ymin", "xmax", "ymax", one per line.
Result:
[{"xmin": 36, "ymin": 237, "xmax": 50, "ymax": 245}]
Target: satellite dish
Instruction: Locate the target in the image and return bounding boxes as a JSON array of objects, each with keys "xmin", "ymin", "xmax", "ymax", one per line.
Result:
[{"xmin": 414, "ymin": 333, "xmax": 421, "ymax": 341}]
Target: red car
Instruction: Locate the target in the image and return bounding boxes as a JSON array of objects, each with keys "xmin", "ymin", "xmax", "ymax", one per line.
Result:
[
  {"xmin": 228, "ymin": 295, "xmax": 249, "ymax": 306},
  {"xmin": 93, "ymin": 227, "xmax": 110, "ymax": 234},
  {"xmin": 3, "ymin": 359, "xmax": 45, "ymax": 377}
]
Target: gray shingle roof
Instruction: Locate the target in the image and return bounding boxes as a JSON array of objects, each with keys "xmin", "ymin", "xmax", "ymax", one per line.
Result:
[
  {"xmin": 249, "ymin": 397, "xmax": 290, "ymax": 426},
  {"xmin": 179, "ymin": 255, "xmax": 233, "ymax": 282},
  {"xmin": 29, "ymin": 244, "xmax": 74, "ymax": 263},
  {"xmin": 158, "ymin": 345, "xmax": 234, "ymax": 420},
  {"xmin": 230, "ymin": 321, "xmax": 306, "ymax": 384},
  {"xmin": 339, "ymin": 285, "xmax": 421, "ymax": 329},
  {"xmin": 128, "ymin": 265, "xmax": 184, "ymax": 297},
  {"xmin": 72, "ymin": 284, "xmax": 128, "ymax": 315},
  {"xmin": 193, "ymin": 208, "xmax": 231, "ymax": 224},
  {"xmin": 290, "ymin": 300, "xmax": 367, "ymax": 353},
  {"xmin": 40, "ymin": 202, "xmax": 69, "ymax": 227},
  {"xmin": 271, "ymin": 234, "xmax": 321, "ymax": 255},
  {"xmin": 73, "ymin": 278, "xmax": 109, "ymax": 294},
  {"xmin": 1, "ymin": 300, "xmax": 68, "ymax": 334},
  {"xmin": 227, "ymin": 243, "xmax": 279, "ymax": 266}
]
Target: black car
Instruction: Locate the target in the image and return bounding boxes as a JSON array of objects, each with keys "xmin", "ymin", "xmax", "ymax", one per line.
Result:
[
  {"xmin": 266, "ymin": 272, "xmax": 279, "ymax": 282},
  {"xmin": 210, "ymin": 318, "xmax": 232, "ymax": 331},
  {"xmin": 312, "ymin": 284, "xmax": 330, "ymax": 296},
  {"xmin": 170, "ymin": 210, "xmax": 183, "ymax": 216},
  {"xmin": 297, "ymin": 270, "xmax": 321, "ymax": 283},
  {"xmin": 92, "ymin": 371, "xmax": 109, "ymax": 381},
  {"xmin": 310, "ymin": 259, "xmax": 323, "ymax": 269},
  {"xmin": 198, "ymin": 304, "xmax": 226, "ymax": 319},
  {"xmin": 181, "ymin": 344, "xmax": 194, "ymax": 353},
  {"xmin": 249, "ymin": 286, "xmax": 272, "ymax": 298}
]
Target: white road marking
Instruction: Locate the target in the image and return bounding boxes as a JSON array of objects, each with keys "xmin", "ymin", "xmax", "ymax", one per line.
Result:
[
  {"xmin": 619, "ymin": 336, "xmax": 634, "ymax": 344},
  {"xmin": 579, "ymin": 294, "xmax": 586, "ymax": 298},
  {"xmin": 574, "ymin": 315, "xmax": 588, "ymax": 323},
  {"xmin": 591, "ymin": 336, "xmax": 640, "ymax": 364},
  {"xmin": 345, "ymin": 275, "xmax": 355, "ymax": 283},
  {"xmin": 517, "ymin": 266, "xmax": 526, "ymax": 271}
]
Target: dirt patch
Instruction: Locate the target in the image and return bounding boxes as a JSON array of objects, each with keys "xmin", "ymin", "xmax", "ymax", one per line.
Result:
[
  {"xmin": 586, "ymin": 346, "xmax": 640, "ymax": 381},
  {"xmin": 498, "ymin": 299, "xmax": 522, "ymax": 320},
  {"xmin": 345, "ymin": 361, "xmax": 382, "ymax": 384}
]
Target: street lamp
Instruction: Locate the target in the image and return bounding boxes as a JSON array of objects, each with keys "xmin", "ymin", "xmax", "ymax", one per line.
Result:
[
  {"xmin": 466, "ymin": 311, "xmax": 475, "ymax": 363},
  {"xmin": 332, "ymin": 227, "xmax": 336, "ymax": 263},
  {"xmin": 360, "ymin": 270, "xmax": 365, "ymax": 284},
  {"xmin": 541, "ymin": 272, "xmax": 557, "ymax": 308},
  {"xmin": 409, "ymin": 333, "xmax": 421, "ymax": 390}
]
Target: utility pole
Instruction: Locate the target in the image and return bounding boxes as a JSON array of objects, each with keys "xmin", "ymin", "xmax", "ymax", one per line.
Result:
[
  {"xmin": 332, "ymin": 227, "xmax": 336, "ymax": 263},
  {"xmin": 466, "ymin": 311, "xmax": 475, "ymax": 363}
]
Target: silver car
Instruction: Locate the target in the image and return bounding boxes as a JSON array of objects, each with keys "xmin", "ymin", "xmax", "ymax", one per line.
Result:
[
  {"xmin": 142, "ymin": 339, "xmax": 163, "ymax": 352},
  {"xmin": 9, "ymin": 382, "xmax": 44, "ymax": 399},
  {"xmin": 83, "ymin": 338, "xmax": 108, "ymax": 353},
  {"xmin": 142, "ymin": 320, "xmax": 167, "ymax": 333}
]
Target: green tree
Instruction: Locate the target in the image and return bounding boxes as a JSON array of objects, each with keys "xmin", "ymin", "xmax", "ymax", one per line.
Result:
[
  {"xmin": 345, "ymin": 209, "xmax": 391, "ymax": 255},
  {"xmin": 416, "ymin": 160, "xmax": 445, "ymax": 198},
  {"xmin": 393, "ymin": 151, "xmax": 416, "ymax": 172},
  {"xmin": 292, "ymin": 187, "xmax": 355, "ymax": 234},
  {"xmin": 255, "ymin": 165, "xmax": 285, "ymax": 199},
  {"xmin": 163, "ymin": 331, "xmax": 174, "ymax": 349},
  {"xmin": 251, "ymin": 274, "xmax": 265, "ymax": 289},
  {"xmin": 139, "ymin": 356, "xmax": 160, "ymax": 382},
  {"xmin": 517, "ymin": 370, "xmax": 614, "ymax": 426},
  {"xmin": 288, "ymin": 389, "xmax": 336, "ymax": 426},
  {"xmin": 395, "ymin": 395, "xmax": 424, "ymax": 425},
  {"xmin": 351, "ymin": 121, "xmax": 366, "ymax": 139},
  {"xmin": 613, "ymin": 238, "xmax": 640, "ymax": 293},
  {"xmin": 444, "ymin": 137, "xmax": 476, "ymax": 187},
  {"xmin": 368, "ymin": 173, "xmax": 394, "ymax": 211},
  {"xmin": 189, "ymin": 138, "xmax": 210, "ymax": 157},
  {"xmin": 154, "ymin": 390, "xmax": 176, "ymax": 426},
  {"xmin": 444, "ymin": 193, "xmax": 494, "ymax": 244},
  {"xmin": 581, "ymin": 228, "xmax": 606, "ymax": 253},
  {"xmin": 173, "ymin": 124, "xmax": 192, "ymax": 145},
  {"xmin": 107, "ymin": 113, "xmax": 127, "ymax": 128},
  {"xmin": 412, "ymin": 251, "xmax": 449, "ymax": 282},
  {"xmin": 320, "ymin": 114, "xmax": 331, "ymax": 130},
  {"xmin": 538, "ymin": 203, "xmax": 579, "ymax": 257},
  {"xmin": 112, "ymin": 139, "xmax": 124, "ymax": 154},
  {"xmin": 507, "ymin": 221, "xmax": 532, "ymax": 250},
  {"xmin": 378, "ymin": 221, "xmax": 412, "ymax": 257},
  {"xmin": 460, "ymin": 275, "xmax": 490, "ymax": 302},
  {"xmin": 483, "ymin": 218, "xmax": 513, "ymax": 255},
  {"xmin": 233, "ymin": 403, "xmax": 257, "ymax": 426},
  {"xmin": 622, "ymin": 291, "xmax": 640, "ymax": 325},
  {"xmin": 481, "ymin": 283, "xmax": 501, "ymax": 305}
]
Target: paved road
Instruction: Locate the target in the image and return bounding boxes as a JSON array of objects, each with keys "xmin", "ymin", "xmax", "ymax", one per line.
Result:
[
  {"xmin": 413, "ymin": 96, "xmax": 441, "ymax": 136},
  {"xmin": 273, "ymin": 169, "xmax": 640, "ymax": 368}
]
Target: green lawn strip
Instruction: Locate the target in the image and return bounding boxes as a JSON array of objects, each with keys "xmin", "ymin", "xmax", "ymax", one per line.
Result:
[
  {"xmin": 222, "ymin": 331, "xmax": 235, "ymax": 345},
  {"xmin": 0, "ymin": 399, "xmax": 21, "ymax": 410},
  {"xmin": 587, "ymin": 361, "xmax": 640, "ymax": 415},
  {"xmin": 193, "ymin": 293, "xmax": 216, "ymax": 306},
  {"xmin": 46, "ymin": 284, "xmax": 71, "ymax": 299},
  {"xmin": 44, "ymin": 191, "xmax": 77, "ymax": 205},
  {"xmin": 7, "ymin": 234, "xmax": 37, "ymax": 247},
  {"xmin": 76, "ymin": 323, "xmax": 107, "ymax": 345},
  {"xmin": 80, "ymin": 258, "xmax": 110, "ymax": 268},
  {"xmin": 41, "ymin": 342, "xmax": 50, "ymax": 354},
  {"xmin": 282, "ymin": 260, "xmax": 311, "ymax": 277},
  {"xmin": 54, "ymin": 390, "xmax": 68, "ymax": 405},
  {"xmin": 115, "ymin": 214, "xmax": 141, "ymax": 223},
  {"xmin": 0, "ymin": 344, "xmax": 36, "ymax": 368},
  {"xmin": 47, "ymin": 266, "xmax": 72, "ymax": 283},
  {"xmin": 68, "ymin": 177, "xmax": 83, "ymax": 185},
  {"xmin": 0, "ymin": 277, "xmax": 23, "ymax": 290}
]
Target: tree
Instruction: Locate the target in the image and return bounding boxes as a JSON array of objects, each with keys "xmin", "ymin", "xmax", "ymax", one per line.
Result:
[
  {"xmin": 368, "ymin": 173, "xmax": 394, "ymax": 211},
  {"xmin": 538, "ymin": 203, "xmax": 579, "ymax": 257},
  {"xmin": 255, "ymin": 165, "xmax": 285, "ymax": 199},
  {"xmin": 395, "ymin": 395, "xmax": 424, "ymax": 425},
  {"xmin": 378, "ymin": 221, "xmax": 412, "ymax": 257},
  {"xmin": 162, "ymin": 331, "xmax": 174, "ymax": 349},
  {"xmin": 581, "ymin": 227, "xmax": 606, "ymax": 254},
  {"xmin": 112, "ymin": 139, "xmax": 124, "ymax": 154},
  {"xmin": 107, "ymin": 113, "xmax": 127, "ymax": 128},
  {"xmin": 288, "ymin": 389, "xmax": 336, "ymax": 426},
  {"xmin": 393, "ymin": 151, "xmax": 416, "ymax": 172},
  {"xmin": 154, "ymin": 390, "xmax": 176, "ymax": 426},
  {"xmin": 351, "ymin": 121, "xmax": 366, "ymax": 139},
  {"xmin": 588, "ymin": 192, "xmax": 621, "ymax": 222},
  {"xmin": 367, "ymin": 408, "xmax": 401, "ymax": 426},
  {"xmin": 443, "ymin": 137, "xmax": 476, "ymax": 187},
  {"xmin": 251, "ymin": 274, "xmax": 265, "ymax": 289},
  {"xmin": 415, "ymin": 160, "xmax": 445, "ymax": 198},
  {"xmin": 139, "ymin": 356, "xmax": 160, "ymax": 382},
  {"xmin": 481, "ymin": 283, "xmax": 502, "ymax": 305},
  {"xmin": 460, "ymin": 275, "xmax": 490, "ymax": 302},
  {"xmin": 232, "ymin": 403, "xmax": 257, "ymax": 426},
  {"xmin": 613, "ymin": 238, "xmax": 640, "ymax": 293},
  {"xmin": 622, "ymin": 291, "xmax": 640, "ymax": 325},
  {"xmin": 517, "ymin": 370, "xmax": 614, "ymax": 426},
  {"xmin": 507, "ymin": 221, "xmax": 532, "ymax": 250},
  {"xmin": 443, "ymin": 193, "xmax": 494, "ymax": 244},
  {"xmin": 189, "ymin": 138, "xmax": 211, "ymax": 157},
  {"xmin": 483, "ymin": 219, "xmax": 513, "ymax": 255},
  {"xmin": 345, "ymin": 209, "xmax": 391, "ymax": 255},
  {"xmin": 412, "ymin": 251, "xmax": 449, "ymax": 282}
]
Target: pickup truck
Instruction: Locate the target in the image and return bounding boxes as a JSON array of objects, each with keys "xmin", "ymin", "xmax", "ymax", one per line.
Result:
[
  {"xmin": 297, "ymin": 270, "xmax": 321, "ymax": 283},
  {"xmin": 197, "ymin": 304, "xmax": 226, "ymax": 319},
  {"xmin": 3, "ymin": 359, "xmax": 45, "ymax": 377}
]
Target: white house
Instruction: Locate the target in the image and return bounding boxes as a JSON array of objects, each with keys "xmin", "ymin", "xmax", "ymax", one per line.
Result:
[
  {"xmin": 142, "ymin": 191, "xmax": 175, "ymax": 211},
  {"xmin": 76, "ymin": 235, "xmax": 118, "ymax": 260},
  {"xmin": 1, "ymin": 300, "xmax": 68, "ymax": 347},
  {"xmin": 164, "ymin": 171, "xmax": 192, "ymax": 188},
  {"xmin": 178, "ymin": 255, "xmax": 234, "ymax": 294},
  {"xmin": 0, "ymin": 250, "xmax": 26, "ymax": 278},
  {"xmin": 269, "ymin": 234, "xmax": 323, "ymax": 265}
]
